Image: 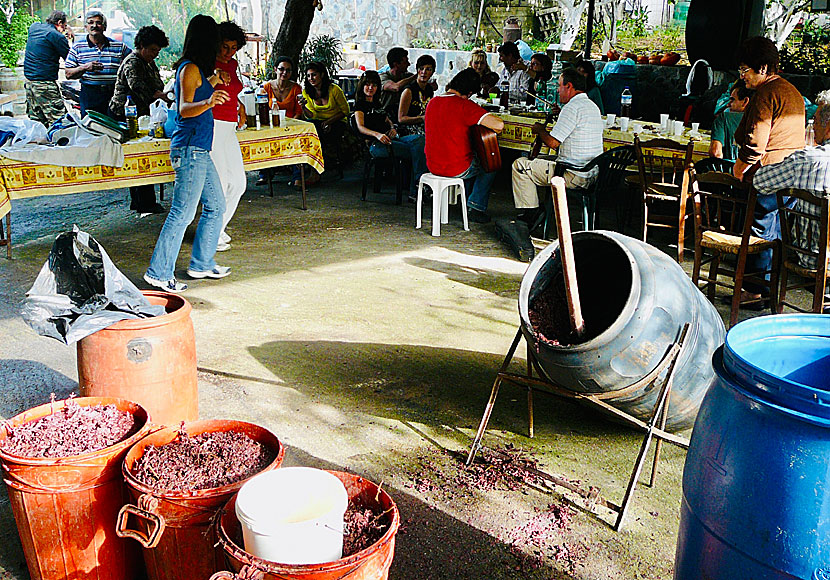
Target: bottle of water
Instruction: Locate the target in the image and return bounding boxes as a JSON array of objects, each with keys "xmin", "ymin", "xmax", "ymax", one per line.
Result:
[
  {"xmin": 124, "ymin": 95, "xmax": 138, "ymax": 140},
  {"xmin": 548, "ymin": 51, "xmax": 562, "ymax": 110},
  {"xmin": 620, "ymin": 86, "xmax": 632, "ymax": 118},
  {"xmin": 806, "ymin": 119, "xmax": 815, "ymax": 147},
  {"xmin": 498, "ymin": 80, "xmax": 509, "ymax": 109},
  {"xmin": 534, "ymin": 79, "xmax": 546, "ymax": 111}
]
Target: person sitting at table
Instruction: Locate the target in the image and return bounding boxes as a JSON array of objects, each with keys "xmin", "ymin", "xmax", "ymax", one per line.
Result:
[
  {"xmin": 575, "ymin": 59, "xmax": 603, "ymax": 114},
  {"xmin": 299, "ymin": 61, "xmax": 350, "ymax": 181},
  {"xmin": 380, "ymin": 47, "xmax": 414, "ymax": 123},
  {"xmin": 709, "ymin": 79, "xmax": 751, "ymax": 163},
  {"xmin": 469, "ymin": 49, "xmax": 499, "ymax": 99},
  {"xmin": 210, "ymin": 20, "xmax": 248, "ymax": 253},
  {"xmin": 424, "ymin": 68, "xmax": 504, "ymax": 223},
  {"xmin": 144, "ymin": 15, "xmax": 231, "ymax": 293},
  {"xmin": 525, "ymin": 53, "xmax": 552, "ymax": 106},
  {"xmin": 354, "ymin": 70, "xmax": 427, "ymax": 201},
  {"xmin": 65, "ymin": 10, "xmax": 130, "ymax": 116},
  {"xmin": 497, "ymin": 42, "xmax": 531, "ymax": 104},
  {"xmin": 256, "ymin": 56, "xmax": 303, "ymax": 186},
  {"xmin": 511, "ymin": 67, "xmax": 604, "ymax": 226},
  {"xmin": 398, "ymin": 55, "xmax": 435, "ymax": 136},
  {"xmin": 108, "ymin": 25, "xmax": 170, "ymax": 216}
]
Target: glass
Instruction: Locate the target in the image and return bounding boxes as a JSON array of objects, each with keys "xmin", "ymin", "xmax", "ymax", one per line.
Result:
[{"xmin": 738, "ymin": 66, "xmax": 751, "ymax": 76}]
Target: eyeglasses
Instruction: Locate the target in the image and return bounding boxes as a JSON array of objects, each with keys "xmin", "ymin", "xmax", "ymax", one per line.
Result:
[
  {"xmin": 738, "ymin": 66, "xmax": 752, "ymax": 75},
  {"xmin": 277, "ymin": 67, "xmax": 291, "ymax": 73}
]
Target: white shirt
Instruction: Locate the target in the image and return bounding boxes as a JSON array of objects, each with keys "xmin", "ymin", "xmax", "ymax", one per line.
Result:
[
  {"xmin": 549, "ymin": 92, "xmax": 605, "ymax": 183},
  {"xmin": 499, "ymin": 62, "xmax": 531, "ymax": 103}
]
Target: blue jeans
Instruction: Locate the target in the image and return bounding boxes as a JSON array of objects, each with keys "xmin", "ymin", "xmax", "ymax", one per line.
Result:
[
  {"xmin": 744, "ymin": 193, "xmax": 795, "ymax": 294},
  {"xmin": 146, "ymin": 146, "xmax": 225, "ymax": 281},
  {"xmin": 454, "ymin": 157, "xmax": 497, "ymax": 212},
  {"xmin": 369, "ymin": 134, "xmax": 427, "ymax": 194}
]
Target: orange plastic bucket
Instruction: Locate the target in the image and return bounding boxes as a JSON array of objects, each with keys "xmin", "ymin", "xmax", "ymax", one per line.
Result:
[
  {"xmin": 0, "ymin": 397, "xmax": 151, "ymax": 580},
  {"xmin": 117, "ymin": 420, "xmax": 285, "ymax": 580},
  {"xmin": 77, "ymin": 291, "xmax": 198, "ymax": 426},
  {"xmin": 214, "ymin": 471, "xmax": 400, "ymax": 580}
]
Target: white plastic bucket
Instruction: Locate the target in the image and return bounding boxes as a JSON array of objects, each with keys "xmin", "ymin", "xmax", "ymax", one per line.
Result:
[
  {"xmin": 360, "ymin": 39, "xmax": 377, "ymax": 54},
  {"xmin": 235, "ymin": 467, "xmax": 349, "ymax": 565}
]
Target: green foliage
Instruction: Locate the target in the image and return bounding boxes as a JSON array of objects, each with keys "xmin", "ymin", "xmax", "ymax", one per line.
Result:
[
  {"xmin": 653, "ymin": 24, "xmax": 683, "ymax": 51},
  {"xmin": 780, "ymin": 19, "xmax": 830, "ymax": 75},
  {"xmin": 411, "ymin": 38, "xmax": 437, "ymax": 49},
  {"xmin": 0, "ymin": 10, "xmax": 37, "ymax": 69},
  {"xmin": 116, "ymin": 0, "xmax": 222, "ymax": 68},
  {"xmin": 617, "ymin": 8, "xmax": 649, "ymax": 40},
  {"xmin": 298, "ymin": 34, "xmax": 343, "ymax": 79}
]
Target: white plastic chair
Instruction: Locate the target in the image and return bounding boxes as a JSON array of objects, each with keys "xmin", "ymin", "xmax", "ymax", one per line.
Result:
[{"xmin": 415, "ymin": 173, "xmax": 469, "ymax": 236}]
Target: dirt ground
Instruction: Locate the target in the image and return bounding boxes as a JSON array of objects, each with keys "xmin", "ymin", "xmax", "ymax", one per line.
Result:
[{"xmin": 0, "ymin": 163, "xmax": 788, "ymax": 579}]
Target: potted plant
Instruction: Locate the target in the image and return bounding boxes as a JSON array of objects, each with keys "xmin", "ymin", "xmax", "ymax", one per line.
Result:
[{"xmin": 298, "ymin": 35, "xmax": 344, "ymax": 80}]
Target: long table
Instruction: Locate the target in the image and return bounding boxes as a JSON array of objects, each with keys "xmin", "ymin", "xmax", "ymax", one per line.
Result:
[
  {"xmin": 497, "ymin": 113, "xmax": 712, "ymax": 161},
  {"xmin": 0, "ymin": 120, "xmax": 324, "ymax": 257}
]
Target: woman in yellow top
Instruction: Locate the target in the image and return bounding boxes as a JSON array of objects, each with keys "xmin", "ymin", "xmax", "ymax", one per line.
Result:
[{"xmin": 298, "ymin": 61, "xmax": 349, "ymax": 177}]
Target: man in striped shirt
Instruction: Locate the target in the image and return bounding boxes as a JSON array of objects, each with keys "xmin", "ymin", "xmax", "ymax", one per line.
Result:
[{"xmin": 65, "ymin": 10, "xmax": 130, "ymax": 116}]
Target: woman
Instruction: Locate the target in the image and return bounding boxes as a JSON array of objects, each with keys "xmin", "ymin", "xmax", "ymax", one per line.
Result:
[
  {"xmin": 109, "ymin": 25, "xmax": 170, "ymax": 215},
  {"xmin": 256, "ymin": 56, "xmax": 303, "ymax": 186},
  {"xmin": 299, "ymin": 61, "xmax": 349, "ymax": 178},
  {"xmin": 576, "ymin": 59, "xmax": 604, "ymax": 114},
  {"xmin": 144, "ymin": 15, "xmax": 231, "ymax": 293},
  {"xmin": 732, "ymin": 36, "xmax": 805, "ymax": 305},
  {"xmin": 354, "ymin": 70, "xmax": 426, "ymax": 199},
  {"xmin": 469, "ymin": 49, "xmax": 499, "ymax": 98},
  {"xmin": 398, "ymin": 54, "xmax": 435, "ymax": 136},
  {"xmin": 210, "ymin": 20, "xmax": 247, "ymax": 252}
]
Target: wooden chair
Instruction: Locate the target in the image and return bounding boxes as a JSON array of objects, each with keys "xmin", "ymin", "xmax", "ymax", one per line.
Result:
[
  {"xmin": 775, "ymin": 188, "xmax": 830, "ymax": 314},
  {"xmin": 634, "ymin": 136, "xmax": 695, "ymax": 262},
  {"xmin": 690, "ymin": 169, "xmax": 780, "ymax": 327}
]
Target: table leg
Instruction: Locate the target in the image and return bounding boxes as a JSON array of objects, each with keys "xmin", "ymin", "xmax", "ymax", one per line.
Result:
[
  {"xmin": 1, "ymin": 212, "xmax": 10, "ymax": 259},
  {"xmin": 300, "ymin": 165, "xmax": 307, "ymax": 211}
]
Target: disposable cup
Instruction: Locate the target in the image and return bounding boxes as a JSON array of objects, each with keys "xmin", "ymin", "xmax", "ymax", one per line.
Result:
[
  {"xmin": 619, "ymin": 117, "xmax": 630, "ymax": 132},
  {"xmin": 660, "ymin": 113, "xmax": 670, "ymax": 129},
  {"xmin": 673, "ymin": 120, "xmax": 685, "ymax": 136},
  {"xmin": 606, "ymin": 113, "xmax": 616, "ymax": 127},
  {"xmin": 691, "ymin": 122, "xmax": 700, "ymax": 133},
  {"xmin": 278, "ymin": 110, "xmax": 287, "ymax": 125}
]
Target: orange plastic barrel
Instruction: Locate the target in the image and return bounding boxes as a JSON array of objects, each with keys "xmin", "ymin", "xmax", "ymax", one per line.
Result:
[
  {"xmin": 215, "ymin": 471, "xmax": 400, "ymax": 580},
  {"xmin": 117, "ymin": 420, "xmax": 285, "ymax": 580},
  {"xmin": 0, "ymin": 397, "xmax": 151, "ymax": 580},
  {"xmin": 77, "ymin": 291, "xmax": 197, "ymax": 427}
]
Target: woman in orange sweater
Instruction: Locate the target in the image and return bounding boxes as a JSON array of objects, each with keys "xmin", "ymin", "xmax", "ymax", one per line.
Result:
[{"xmin": 256, "ymin": 56, "xmax": 303, "ymax": 186}]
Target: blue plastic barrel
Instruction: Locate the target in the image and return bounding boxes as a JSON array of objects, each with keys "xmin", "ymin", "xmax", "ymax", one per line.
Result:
[{"xmin": 675, "ymin": 314, "xmax": 830, "ymax": 579}]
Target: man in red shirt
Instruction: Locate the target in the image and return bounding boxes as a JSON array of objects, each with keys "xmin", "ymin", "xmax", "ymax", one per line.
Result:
[{"xmin": 424, "ymin": 68, "xmax": 504, "ymax": 223}]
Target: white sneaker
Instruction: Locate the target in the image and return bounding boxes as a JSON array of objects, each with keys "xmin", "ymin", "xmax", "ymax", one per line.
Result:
[
  {"xmin": 219, "ymin": 231, "xmax": 231, "ymax": 244},
  {"xmin": 143, "ymin": 274, "xmax": 187, "ymax": 293},
  {"xmin": 216, "ymin": 241, "xmax": 231, "ymax": 252},
  {"xmin": 186, "ymin": 265, "xmax": 231, "ymax": 279}
]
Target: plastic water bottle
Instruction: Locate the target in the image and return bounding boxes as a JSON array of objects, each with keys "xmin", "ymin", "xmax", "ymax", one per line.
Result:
[
  {"xmin": 620, "ymin": 86, "xmax": 632, "ymax": 118},
  {"xmin": 806, "ymin": 119, "xmax": 815, "ymax": 147},
  {"xmin": 124, "ymin": 95, "xmax": 138, "ymax": 140},
  {"xmin": 546, "ymin": 77, "xmax": 559, "ymax": 110},
  {"xmin": 535, "ymin": 79, "xmax": 547, "ymax": 111}
]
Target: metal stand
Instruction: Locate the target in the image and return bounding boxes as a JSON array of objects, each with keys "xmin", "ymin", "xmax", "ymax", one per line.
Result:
[{"xmin": 466, "ymin": 323, "xmax": 691, "ymax": 531}]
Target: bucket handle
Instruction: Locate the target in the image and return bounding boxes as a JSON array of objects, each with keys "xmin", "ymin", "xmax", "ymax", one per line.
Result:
[
  {"xmin": 209, "ymin": 566, "xmax": 264, "ymax": 580},
  {"xmin": 115, "ymin": 493, "xmax": 166, "ymax": 548}
]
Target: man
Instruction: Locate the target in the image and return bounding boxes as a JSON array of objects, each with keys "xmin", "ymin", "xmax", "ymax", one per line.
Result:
[
  {"xmin": 379, "ymin": 47, "xmax": 414, "ymax": 123},
  {"xmin": 65, "ymin": 10, "xmax": 130, "ymax": 116},
  {"xmin": 23, "ymin": 10, "xmax": 70, "ymax": 127},
  {"xmin": 424, "ymin": 68, "xmax": 505, "ymax": 223},
  {"xmin": 709, "ymin": 80, "xmax": 751, "ymax": 162},
  {"xmin": 744, "ymin": 89, "xmax": 830, "ymax": 307},
  {"xmin": 497, "ymin": 42, "xmax": 531, "ymax": 104},
  {"xmin": 511, "ymin": 67, "xmax": 604, "ymax": 224}
]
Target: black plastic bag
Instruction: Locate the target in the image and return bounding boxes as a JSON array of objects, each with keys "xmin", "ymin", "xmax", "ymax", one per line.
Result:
[{"xmin": 22, "ymin": 226, "xmax": 165, "ymax": 344}]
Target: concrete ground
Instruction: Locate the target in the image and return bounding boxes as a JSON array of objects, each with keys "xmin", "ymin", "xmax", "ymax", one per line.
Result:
[{"xmin": 0, "ymin": 162, "xmax": 806, "ymax": 580}]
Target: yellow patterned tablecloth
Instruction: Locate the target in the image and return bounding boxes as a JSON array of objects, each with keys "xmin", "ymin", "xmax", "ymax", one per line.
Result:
[
  {"xmin": 497, "ymin": 113, "xmax": 711, "ymax": 161},
  {"xmin": 0, "ymin": 119, "xmax": 323, "ymax": 220}
]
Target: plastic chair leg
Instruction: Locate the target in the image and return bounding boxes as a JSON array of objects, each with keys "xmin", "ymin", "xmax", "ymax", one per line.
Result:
[
  {"xmin": 459, "ymin": 189, "xmax": 469, "ymax": 231},
  {"xmin": 416, "ymin": 181, "xmax": 425, "ymax": 229},
  {"xmin": 440, "ymin": 186, "xmax": 451, "ymax": 224},
  {"xmin": 432, "ymin": 186, "xmax": 443, "ymax": 236}
]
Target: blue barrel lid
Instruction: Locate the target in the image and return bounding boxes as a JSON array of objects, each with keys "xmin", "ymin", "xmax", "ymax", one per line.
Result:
[{"xmin": 723, "ymin": 314, "xmax": 830, "ymax": 422}]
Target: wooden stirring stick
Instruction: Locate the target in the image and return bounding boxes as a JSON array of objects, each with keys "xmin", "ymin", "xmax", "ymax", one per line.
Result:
[{"xmin": 550, "ymin": 176, "xmax": 585, "ymax": 339}]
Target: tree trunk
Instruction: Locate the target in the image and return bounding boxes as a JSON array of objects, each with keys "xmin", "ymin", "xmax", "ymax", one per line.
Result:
[{"xmin": 272, "ymin": 0, "xmax": 316, "ymax": 74}]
